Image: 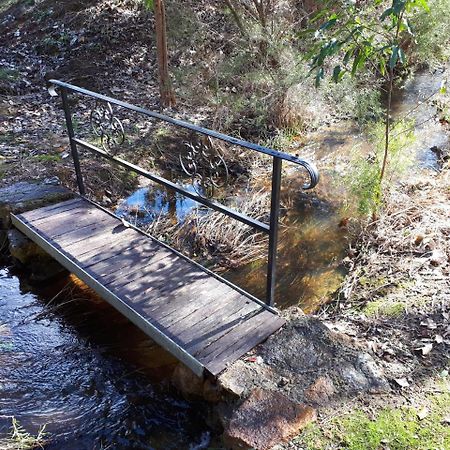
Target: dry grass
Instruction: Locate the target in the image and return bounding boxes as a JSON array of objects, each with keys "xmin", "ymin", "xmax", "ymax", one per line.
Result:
[
  {"xmin": 338, "ymin": 166, "xmax": 450, "ymax": 310},
  {"xmin": 0, "ymin": 417, "xmax": 48, "ymax": 450},
  {"xmin": 141, "ymin": 189, "xmax": 270, "ymax": 270}
]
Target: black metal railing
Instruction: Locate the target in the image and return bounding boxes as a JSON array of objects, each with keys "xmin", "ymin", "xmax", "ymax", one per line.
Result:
[{"xmin": 49, "ymin": 79, "xmax": 319, "ymax": 307}]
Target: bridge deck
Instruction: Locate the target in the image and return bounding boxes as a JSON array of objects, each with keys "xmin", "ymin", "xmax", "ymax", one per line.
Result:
[{"xmin": 11, "ymin": 198, "xmax": 284, "ymax": 376}]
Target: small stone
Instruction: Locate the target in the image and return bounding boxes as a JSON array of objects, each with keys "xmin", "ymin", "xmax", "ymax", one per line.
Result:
[
  {"xmin": 417, "ymin": 407, "xmax": 429, "ymax": 420},
  {"xmin": 394, "ymin": 377, "xmax": 410, "ymax": 388},
  {"xmin": 43, "ymin": 176, "xmax": 60, "ymax": 185},
  {"xmin": 102, "ymin": 196, "xmax": 112, "ymax": 206},
  {"xmin": 277, "ymin": 377, "xmax": 289, "ymax": 387},
  {"xmin": 222, "ymin": 388, "xmax": 316, "ymax": 450}
]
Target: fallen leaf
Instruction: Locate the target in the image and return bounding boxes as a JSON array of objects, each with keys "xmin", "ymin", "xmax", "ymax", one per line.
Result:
[
  {"xmin": 417, "ymin": 343, "xmax": 433, "ymax": 356},
  {"xmin": 245, "ymin": 356, "xmax": 257, "ymax": 363},
  {"xmin": 394, "ymin": 378, "xmax": 410, "ymax": 388},
  {"xmin": 420, "ymin": 318, "xmax": 437, "ymax": 330}
]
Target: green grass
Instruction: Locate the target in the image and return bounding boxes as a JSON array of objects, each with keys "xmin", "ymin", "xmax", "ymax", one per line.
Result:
[
  {"xmin": 297, "ymin": 391, "xmax": 450, "ymax": 450},
  {"xmin": 33, "ymin": 154, "xmax": 61, "ymax": 163}
]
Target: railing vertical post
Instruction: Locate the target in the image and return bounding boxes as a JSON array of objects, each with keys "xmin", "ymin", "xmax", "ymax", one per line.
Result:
[
  {"xmin": 60, "ymin": 87, "xmax": 86, "ymax": 196},
  {"xmin": 266, "ymin": 156, "xmax": 282, "ymax": 307}
]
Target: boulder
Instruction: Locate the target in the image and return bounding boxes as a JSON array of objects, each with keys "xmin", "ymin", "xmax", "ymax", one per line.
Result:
[
  {"xmin": 222, "ymin": 388, "xmax": 316, "ymax": 450},
  {"xmin": 218, "ymin": 314, "xmax": 389, "ymax": 404},
  {"xmin": 7, "ymin": 228, "xmax": 66, "ymax": 280},
  {"xmin": 0, "ymin": 181, "xmax": 72, "ymax": 278},
  {"xmin": 0, "ymin": 181, "xmax": 73, "ymax": 228},
  {"xmin": 171, "ymin": 363, "xmax": 205, "ymax": 399}
]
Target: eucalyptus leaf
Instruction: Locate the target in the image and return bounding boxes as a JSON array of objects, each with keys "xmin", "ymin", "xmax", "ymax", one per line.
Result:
[{"xmin": 389, "ymin": 46, "xmax": 399, "ymax": 69}]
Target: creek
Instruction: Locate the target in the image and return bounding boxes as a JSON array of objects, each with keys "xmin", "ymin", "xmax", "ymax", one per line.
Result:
[{"xmin": 1, "ymin": 67, "xmax": 447, "ymax": 449}]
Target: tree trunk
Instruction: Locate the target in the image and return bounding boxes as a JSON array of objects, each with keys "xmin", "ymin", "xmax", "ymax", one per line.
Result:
[
  {"xmin": 380, "ymin": 68, "xmax": 394, "ymax": 182},
  {"xmin": 154, "ymin": 0, "xmax": 175, "ymax": 108}
]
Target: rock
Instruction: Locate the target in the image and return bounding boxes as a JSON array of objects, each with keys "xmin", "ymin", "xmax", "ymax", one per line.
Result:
[
  {"xmin": 218, "ymin": 315, "xmax": 389, "ymax": 407},
  {"xmin": 0, "ymin": 182, "xmax": 72, "ymax": 279},
  {"xmin": 0, "ymin": 181, "xmax": 73, "ymax": 228},
  {"xmin": 171, "ymin": 363, "xmax": 205, "ymax": 399},
  {"xmin": 222, "ymin": 388, "xmax": 317, "ymax": 450},
  {"xmin": 203, "ymin": 378, "xmax": 222, "ymax": 403},
  {"xmin": 7, "ymin": 229, "xmax": 66, "ymax": 280},
  {"xmin": 430, "ymin": 249, "xmax": 447, "ymax": 267},
  {"xmin": 7, "ymin": 229, "xmax": 41, "ymax": 265},
  {"xmin": 304, "ymin": 376, "xmax": 335, "ymax": 405}
]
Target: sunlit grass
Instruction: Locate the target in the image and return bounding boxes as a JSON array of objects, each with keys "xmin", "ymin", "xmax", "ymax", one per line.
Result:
[{"xmin": 296, "ymin": 390, "xmax": 450, "ymax": 450}]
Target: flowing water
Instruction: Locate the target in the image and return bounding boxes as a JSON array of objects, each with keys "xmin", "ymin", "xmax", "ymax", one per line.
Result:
[{"xmin": 0, "ymin": 267, "xmax": 214, "ymax": 449}]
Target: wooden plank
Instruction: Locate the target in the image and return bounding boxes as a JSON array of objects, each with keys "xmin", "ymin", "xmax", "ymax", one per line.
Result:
[
  {"xmin": 85, "ymin": 243, "xmax": 171, "ymax": 284},
  {"xmin": 106, "ymin": 270, "xmax": 225, "ymax": 334},
  {"xmin": 182, "ymin": 300, "xmax": 260, "ymax": 355},
  {"xmin": 27, "ymin": 201, "xmax": 95, "ymax": 225},
  {"xmin": 156, "ymin": 282, "xmax": 241, "ymax": 328},
  {"xmin": 63, "ymin": 226, "xmax": 137, "ymax": 259},
  {"xmin": 198, "ymin": 311, "xmax": 285, "ymax": 372},
  {"xmin": 199, "ymin": 311, "xmax": 285, "ymax": 375},
  {"xmin": 160, "ymin": 283, "xmax": 253, "ymax": 331},
  {"xmin": 50, "ymin": 217, "xmax": 115, "ymax": 246},
  {"xmin": 106, "ymin": 257, "xmax": 208, "ymax": 299},
  {"xmin": 27, "ymin": 206, "xmax": 116, "ymax": 239},
  {"xmin": 19, "ymin": 198, "xmax": 84, "ymax": 221}
]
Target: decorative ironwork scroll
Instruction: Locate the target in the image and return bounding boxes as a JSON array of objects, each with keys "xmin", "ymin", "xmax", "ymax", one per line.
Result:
[
  {"xmin": 179, "ymin": 137, "xmax": 229, "ymax": 197},
  {"xmin": 90, "ymin": 101, "xmax": 125, "ymax": 154}
]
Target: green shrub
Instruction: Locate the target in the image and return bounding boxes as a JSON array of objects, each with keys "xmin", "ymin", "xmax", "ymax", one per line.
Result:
[{"xmin": 414, "ymin": 0, "xmax": 450, "ymax": 66}]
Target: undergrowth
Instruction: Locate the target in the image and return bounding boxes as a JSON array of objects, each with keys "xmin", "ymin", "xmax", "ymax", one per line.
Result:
[{"xmin": 297, "ymin": 390, "xmax": 450, "ymax": 450}]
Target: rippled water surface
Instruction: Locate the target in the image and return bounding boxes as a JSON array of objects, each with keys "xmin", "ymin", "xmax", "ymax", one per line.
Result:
[{"xmin": 0, "ymin": 267, "xmax": 213, "ymax": 449}]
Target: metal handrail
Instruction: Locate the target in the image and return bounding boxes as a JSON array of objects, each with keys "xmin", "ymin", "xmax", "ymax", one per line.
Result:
[{"xmin": 49, "ymin": 79, "xmax": 319, "ymax": 307}]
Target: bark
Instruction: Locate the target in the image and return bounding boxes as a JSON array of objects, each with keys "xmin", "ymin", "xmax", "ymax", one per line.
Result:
[
  {"xmin": 154, "ymin": 0, "xmax": 176, "ymax": 108},
  {"xmin": 380, "ymin": 68, "xmax": 394, "ymax": 183}
]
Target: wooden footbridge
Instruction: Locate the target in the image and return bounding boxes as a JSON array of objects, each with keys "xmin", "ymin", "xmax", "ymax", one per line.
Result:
[{"xmin": 15, "ymin": 80, "xmax": 319, "ymax": 376}]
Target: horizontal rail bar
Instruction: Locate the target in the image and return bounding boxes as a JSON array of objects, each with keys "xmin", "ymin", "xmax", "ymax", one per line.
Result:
[
  {"xmin": 50, "ymin": 79, "xmax": 319, "ymax": 189},
  {"xmin": 73, "ymin": 138, "xmax": 270, "ymax": 233}
]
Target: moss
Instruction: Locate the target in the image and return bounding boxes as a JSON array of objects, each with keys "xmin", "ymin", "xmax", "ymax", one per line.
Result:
[
  {"xmin": 363, "ymin": 300, "xmax": 406, "ymax": 317},
  {"xmin": 297, "ymin": 391, "xmax": 450, "ymax": 449}
]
